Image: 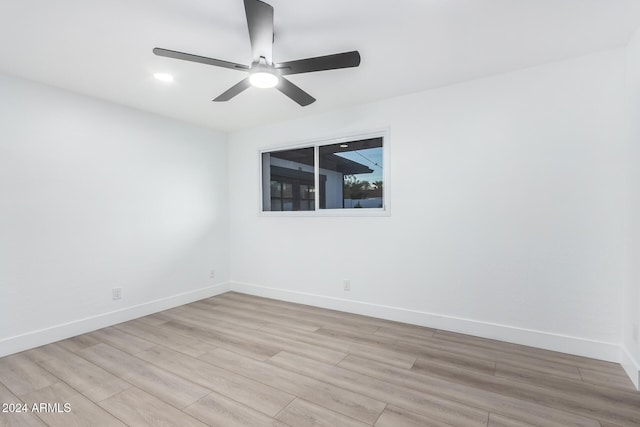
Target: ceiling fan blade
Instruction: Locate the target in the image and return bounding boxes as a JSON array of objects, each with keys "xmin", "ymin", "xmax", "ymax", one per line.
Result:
[
  {"xmin": 276, "ymin": 51, "xmax": 361, "ymax": 76},
  {"xmin": 153, "ymin": 48, "xmax": 249, "ymax": 71},
  {"xmin": 277, "ymin": 77, "xmax": 316, "ymax": 106},
  {"xmin": 244, "ymin": 0, "xmax": 274, "ymax": 65},
  {"xmin": 213, "ymin": 78, "xmax": 251, "ymax": 102}
]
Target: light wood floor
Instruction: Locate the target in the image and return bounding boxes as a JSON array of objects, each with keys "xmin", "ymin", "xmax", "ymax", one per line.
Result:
[{"xmin": 1, "ymin": 292, "xmax": 638, "ymax": 427}]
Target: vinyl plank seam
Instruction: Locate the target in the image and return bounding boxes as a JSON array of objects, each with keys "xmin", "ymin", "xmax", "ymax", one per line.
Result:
[
  {"xmin": 334, "ymin": 352, "xmax": 349, "ymax": 366},
  {"xmin": 270, "ymin": 351, "xmax": 492, "ymax": 424},
  {"xmin": 184, "ymin": 390, "xmax": 294, "ymax": 427},
  {"xmin": 318, "ymin": 326, "xmax": 464, "ymax": 360},
  {"xmin": 4, "ymin": 354, "xmax": 94, "ymax": 403},
  {"xmin": 92, "ymin": 389, "xmax": 137, "ymax": 427},
  {"xmin": 578, "ymin": 367, "xmax": 585, "ymax": 382},
  {"xmin": 0, "ymin": 373, "xmax": 79, "ymax": 427},
  {"xmin": 311, "ymin": 328, "xmax": 419, "ymax": 362},
  {"xmin": 257, "ymin": 323, "xmax": 417, "ymax": 369},
  {"xmin": 205, "ymin": 303, "xmax": 323, "ymax": 332},
  {"xmin": 182, "ymin": 391, "xmax": 218, "ymax": 424},
  {"xmin": 424, "ymin": 336, "xmax": 584, "ymax": 378},
  {"xmin": 375, "ymin": 330, "xmax": 584, "ymax": 381},
  {"xmin": 222, "ymin": 293, "xmax": 428, "ymax": 334},
  {"xmin": 87, "ymin": 327, "xmax": 157, "ymax": 356},
  {"xmin": 22, "ymin": 378, "xmax": 130, "ymax": 427},
  {"xmin": 489, "ymin": 380, "xmax": 640, "ymax": 427},
  {"xmin": 12, "ymin": 358, "xmax": 116, "ymax": 404},
  {"xmin": 182, "ymin": 390, "xmax": 216, "ymax": 410},
  {"xmin": 72, "ymin": 343, "xmax": 211, "ymax": 411},
  {"xmin": 210, "ymin": 300, "xmax": 327, "ymax": 327},
  {"xmin": 346, "ymin": 331, "xmax": 505, "ymax": 376},
  {"xmin": 27, "ymin": 351, "xmax": 135, "ymax": 404},
  {"xmin": 0, "ymin": 379, "xmax": 28, "ymax": 403},
  {"xmin": 138, "ymin": 346, "xmax": 298, "ymax": 418},
  {"xmin": 199, "ymin": 346, "xmax": 387, "ymax": 422},
  {"xmin": 578, "ymin": 369, "xmax": 637, "ymax": 394},
  {"xmin": 48, "ymin": 357, "xmax": 138, "ymax": 405},
  {"xmin": 376, "ymin": 403, "xmax": 467, "ymax": 427},
  {"xmin": 360, "ymin": 372, "xmax": 492, "ymax": 422},
  {"xmin": 202, "ymin": 319, "xmax": 348, "ymax": 364},
  {"xmin": 3, "ymin": 375, "xmax": 54, "ymax": 400},
  {"xmin": 493, "ymin": 363, "xmax": 640, "ymax": 402},
  {"xmin": 226, "ymin": 349, "xmax": 386, "ymax": 403},
  {"xmin": 400, "ymin": 342, "xmax": 497, "ymax": 377},
  {"xmin": 112, "ymin": 324, "xmax": 211, "ymax": 358},
  {"xmin": 278, "ymin": 397, "xmax": 379, "ymax": 427},
  {"xmin": 418, "ymin": 361, "xmax": 622, "ymax": 427},
  {"xmin": 114, "ymin": 327, "xmax": 210, "ymax": 360},
  {"xmin": 432, "ymin": 330, "xmax": 623, "ymax": 377},
  {"xmin": 151, "ymin": 318, "xmax": 280, "ymax": 361},
  {"xmin": 580, "ymin": 365, "xmax": 638, "ymax": 382},
  {"xmin": 408, "ymin": 356, "xmax": 417, "ymax": 369},
  {"xmin": 271, "ymin": 395, "xmax": 297, "ymax": 420},
  {"xmin": 371, "ymin": 402, "xmax": 388, "ymax": 426},
  {"xmin": 0, "ymin": 383, "xmax": 47, "ymax": 427},
  {"xmin": 341, "ymin": 354, "xmax": 605, "ymax": 427}
]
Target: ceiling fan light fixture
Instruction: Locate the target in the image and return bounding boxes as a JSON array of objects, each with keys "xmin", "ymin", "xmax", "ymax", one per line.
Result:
[{"xmin": 249, "ymin": 70, "xmax": 279, "ymax": 88}]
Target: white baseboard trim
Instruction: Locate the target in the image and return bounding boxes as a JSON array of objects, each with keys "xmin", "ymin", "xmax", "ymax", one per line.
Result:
[
  {"xmin": 2, "ymin": 279, "xmax": 631, "ymax": 387},
  {"xmin": 621, "ymin": 346, "xmax": 640, "ymax": 390},
  {"xmin": 230, "ymin": 281, "xmax": 621, "ymax": 363},
  {"xmin": 0, "ymin": 282, "xmax": 231, "ymax": 358}
]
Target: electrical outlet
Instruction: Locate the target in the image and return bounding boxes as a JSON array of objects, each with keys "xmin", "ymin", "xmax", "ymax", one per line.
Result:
[
  {"xmin": 343, "ymin": 279, "xmax": 350, "ymax": 291},
  {"xmin": 633, "ymin": 324, "xmax": 639, "ymax": 343},
  {"xmin": 112, "ymin": 287, "xmax": 122, "ymax": 300},
  {"xmin": 210, "ymin": 270, "xmax": 216, "ymax": 279}
]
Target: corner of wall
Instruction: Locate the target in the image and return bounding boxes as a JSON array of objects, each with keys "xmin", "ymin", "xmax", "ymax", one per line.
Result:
[
  {"xmin": 0, "ymin": 282, "xmax": 231, "ymax": 358},
  {"xmin": 621, "ymin": 345, "xmax": 640, "ymax": 390}
]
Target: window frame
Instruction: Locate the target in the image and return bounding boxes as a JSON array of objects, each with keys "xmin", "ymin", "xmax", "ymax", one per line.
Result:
[{"xmin": 258, "ymin": 129, "xmax": 390, "ymax": 217}]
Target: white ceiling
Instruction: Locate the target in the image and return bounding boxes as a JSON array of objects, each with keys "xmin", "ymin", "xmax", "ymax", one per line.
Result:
[{"xmin": 2, "ymin": 0, "xmax": 640, "ymax": 132}]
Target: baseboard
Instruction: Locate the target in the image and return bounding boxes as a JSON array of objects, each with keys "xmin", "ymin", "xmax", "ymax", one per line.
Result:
[
  {"xmin": 1, "ymin": 279, "xmax": 629, "ymax": 385},
  {"xmin": 621, "ymin": 346, "xmax": 640, "ymax": 390},
  {"xmin": 230, "ymin": 281, "xmax": 621, "ymax": 363},
  {"xmin": 0, "ymin": 282, "xmax": 231, "ymax": 358}
]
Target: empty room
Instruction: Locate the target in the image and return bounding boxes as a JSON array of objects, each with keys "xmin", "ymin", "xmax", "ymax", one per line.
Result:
[{"xmin": 2, "ymin": 0, "xmax": 640, "ymax": 426}]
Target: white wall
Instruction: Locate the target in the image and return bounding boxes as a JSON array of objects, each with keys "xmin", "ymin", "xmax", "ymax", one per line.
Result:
[
  {"xmin": 624, "ymin": 28, "xmax": 640, "ymax": 387},
  {"xmin": 229, "ymin": 49, "xmax": 628, "ymax": 361},
  {"xmin": 0, "ymin": 73, "xmax": 230, "ymax": 356},
  {"xmin": 0, "ymin": 43, "xmax": 634, "ymax": 378}
]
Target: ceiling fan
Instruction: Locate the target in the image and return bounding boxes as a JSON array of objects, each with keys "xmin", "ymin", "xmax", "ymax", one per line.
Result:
[{"xmin": 153, "ymin": 0, "xmax": 361, "ymax": 107}]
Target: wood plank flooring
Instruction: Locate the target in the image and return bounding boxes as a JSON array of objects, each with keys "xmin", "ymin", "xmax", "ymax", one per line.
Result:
[{"xmin": 0, "ymin": 291, "xmax": 638, "ymax": 427}]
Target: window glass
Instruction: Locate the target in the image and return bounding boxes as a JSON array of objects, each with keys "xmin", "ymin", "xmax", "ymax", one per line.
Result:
[
  {"xmin": 262, "ymin": 147, "xmax": 315, "ymax": 211},
  {"xmin": 261, "ymin": 134, "xmax": 385, "ymax": 213},
  {"xmin": 318, "ymin": 137, "xmax": 383, "ymax": 209}
]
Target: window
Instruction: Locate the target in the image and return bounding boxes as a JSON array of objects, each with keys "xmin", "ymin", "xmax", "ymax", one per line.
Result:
[{"xmin": 261, "ymin": 131, "xmax": 387, "ymax": 214}]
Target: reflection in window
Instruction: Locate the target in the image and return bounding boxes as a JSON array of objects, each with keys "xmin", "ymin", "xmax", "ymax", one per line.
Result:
[
  {"xmin": 262, "ymin": 147, "xmax": 315, "ymax": 211},
  {"xmin": 319, "ymin": 137, "xmax": 383, "ymax": 209},
  {"xmin": 261, "ymin": 135, "xmax": 384, "ymax": 212}
]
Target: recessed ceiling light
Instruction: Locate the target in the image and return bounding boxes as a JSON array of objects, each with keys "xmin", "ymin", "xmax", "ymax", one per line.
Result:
[{"xmin": 153, "ymin": 73, "xmax": 174, "ymax": 83}]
